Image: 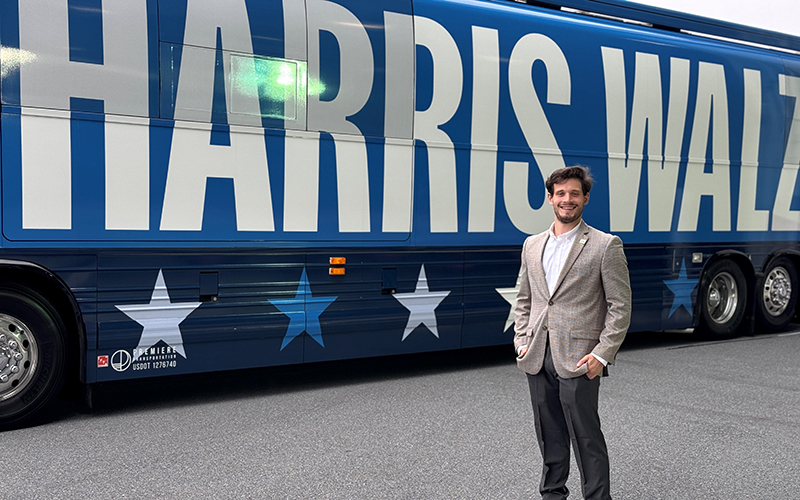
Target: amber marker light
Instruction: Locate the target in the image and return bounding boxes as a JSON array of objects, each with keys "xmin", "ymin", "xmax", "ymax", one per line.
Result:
[
  {"xmin": 329, "ymin": 257, "xmax": 346, "ymax": 265},
  {"xmin": 329, "ymin": 267, "xmax": 345, "ymax": 275}
]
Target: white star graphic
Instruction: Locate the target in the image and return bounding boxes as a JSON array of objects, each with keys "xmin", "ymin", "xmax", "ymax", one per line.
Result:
[
  {"xmin": 115, "ymin": 270, "xmax": 202, "ymax": 360},
  {"xmin": 394, "ymin": 264, "xmax": 451, "ymax": 341},
  {"xmin": 496, "ymin": 273, "xmax": 521, "ymax": 332}
]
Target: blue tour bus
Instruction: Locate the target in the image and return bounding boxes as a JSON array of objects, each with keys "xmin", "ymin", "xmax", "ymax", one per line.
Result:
[{"xmin": 2, "ymin": 0, "xmax": 800, "ymax": 428}]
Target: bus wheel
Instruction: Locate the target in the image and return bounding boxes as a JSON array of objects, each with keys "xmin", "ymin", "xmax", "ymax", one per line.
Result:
[
  {"xmin": 698, "ymin": 259, "xmax": 746, "ymax": 337},
  {"xmin": 0, "ymin": 286, "xmax": 67, "ymax": 430},
  {"xmin": 755, "ymin": 257, "xmax": 798, "ymax": 332}
]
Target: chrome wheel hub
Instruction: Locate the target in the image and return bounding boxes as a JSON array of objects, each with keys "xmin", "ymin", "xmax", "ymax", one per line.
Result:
[
  {"xmin": 0, "ymin": 314, "xmax": 38, "ymax": 402},
  {"xmin": 708, "ymin": 289, "xmax": 721, "ymax": 309},
  {"xmin": 763, "ymin": 266, "xmax": 792, "ymax": 317},
  {"xmin": 707, "ymin": 272, "xmax": 738, "ymax": 324}
]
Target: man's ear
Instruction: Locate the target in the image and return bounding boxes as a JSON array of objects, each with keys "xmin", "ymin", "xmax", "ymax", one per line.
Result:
[
  {"xmin": 547, "ymin": 193, "xmax": 554, "ymax": 206},
  {"xmin": 584, "ymin": 192, "xmax": 590, "ymax": 205}
]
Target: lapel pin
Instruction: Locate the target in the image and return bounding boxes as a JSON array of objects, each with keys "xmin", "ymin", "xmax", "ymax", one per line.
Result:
[{"xmin": 579, "ymin": 238, "xmax": 587, "ymax": 245}]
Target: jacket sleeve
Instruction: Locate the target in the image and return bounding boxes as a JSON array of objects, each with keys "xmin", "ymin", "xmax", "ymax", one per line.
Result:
[
  {"xmin": 513, "ymin": 237, "xmax": 532, "ymax": 353},
  {"xmin": 592, "ymin": 236, "xmax": 632, "ymax": 364}
]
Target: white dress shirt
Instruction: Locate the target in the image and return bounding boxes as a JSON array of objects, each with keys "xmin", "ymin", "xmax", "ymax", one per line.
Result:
[{"xmin": 543, "ymin": 222, "xmax": 581, "ymax": 296}]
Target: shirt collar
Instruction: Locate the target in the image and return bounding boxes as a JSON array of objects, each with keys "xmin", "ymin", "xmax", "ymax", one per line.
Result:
[{"xmin": 548, "ymin": 220, "xmax": 583, "ymax": 241}]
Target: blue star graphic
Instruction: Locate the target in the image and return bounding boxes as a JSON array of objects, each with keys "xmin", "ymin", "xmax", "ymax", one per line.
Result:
[
  {"xmin": 664, "ymin": 261, "xmax": 697, "ymax": 318},
  {"xmin": 270, "ymin": 269, "xmax": 337, "ymax": 350}
]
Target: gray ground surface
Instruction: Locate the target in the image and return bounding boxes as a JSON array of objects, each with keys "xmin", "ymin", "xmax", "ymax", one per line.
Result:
[{"xmin": 4, "ymin": 328, "xmax": 800, "ymax": 499}]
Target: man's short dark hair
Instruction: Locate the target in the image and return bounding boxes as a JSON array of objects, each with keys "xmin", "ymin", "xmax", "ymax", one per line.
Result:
[{"xmin": 545, "ymin": 165, "xmax": 594, "ymax": 196}]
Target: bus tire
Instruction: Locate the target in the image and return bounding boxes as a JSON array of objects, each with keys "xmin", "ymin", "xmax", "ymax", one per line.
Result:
[
  {"xmin": 697, "ymin": 259, "xmax": 747, "ymax": 337},
  {"xmin": 0, "ymin": 286, "xmax": 67, "ymax": 430},
  {"xmin": 755, "ymin": 256, "xmax": 798, "ymax": 332}
]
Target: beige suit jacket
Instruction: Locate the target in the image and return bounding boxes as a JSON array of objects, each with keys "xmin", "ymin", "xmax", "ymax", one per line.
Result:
[{"xmin": 514, "ymin": 220, "xmax": 632, "ymax": 378}]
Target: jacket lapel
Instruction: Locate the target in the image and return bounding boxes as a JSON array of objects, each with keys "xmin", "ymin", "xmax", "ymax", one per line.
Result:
[
  {"xmin": 530, "ymin": 232, "xmax": 550, "ymax": 297},
  {"xmin": 550, "ymin": 221, "xmax": 590, "ymax": 298}
]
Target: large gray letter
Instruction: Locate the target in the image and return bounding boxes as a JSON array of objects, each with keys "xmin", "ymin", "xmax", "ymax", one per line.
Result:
[
  {"xmin": 414, "ymin": 16, "xmax": 463, "ymax": 233},
  {"xmin": 505, "ymin": 34, "xmax": 570, "ymax": 235}
]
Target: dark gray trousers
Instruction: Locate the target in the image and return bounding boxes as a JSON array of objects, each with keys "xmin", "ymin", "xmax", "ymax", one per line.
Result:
[{"xmin": 526, "ymin": 343, "xmax": 611, "ymax": 500}]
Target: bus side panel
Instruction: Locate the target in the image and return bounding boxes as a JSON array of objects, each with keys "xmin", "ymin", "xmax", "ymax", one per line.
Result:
[
  {"xmin": 462, "ymin": 249, "xmax": 520, "ymax": 349},
  {"xmin": 95, "ymin": 251, "xmax": 306, "ymax": 381},
  {"xmin": 92, "ymin": 248, "xmax": 466, "ymax": 381},
  {"xmin": 304, "ymin": 250, "xmax": 463, "ymax": 363}
]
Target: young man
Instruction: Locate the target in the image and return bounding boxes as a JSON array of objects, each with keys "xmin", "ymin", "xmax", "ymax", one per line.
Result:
[{"xmin": 514, "ymin": 166, "xmax": 631, "ymax": 500}]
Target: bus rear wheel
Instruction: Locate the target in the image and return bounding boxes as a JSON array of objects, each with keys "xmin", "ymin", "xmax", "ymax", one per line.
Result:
[
  {"xmin": 697, "ymin": 259, "xmax": 747, "ymax": 338},
  {"xmin": 0, "ymin": 286, "xmax": 67, "ymax": 430},
  {"xmin": 755, "ymin": 257, "xmax": 798, "ymax": 332}
]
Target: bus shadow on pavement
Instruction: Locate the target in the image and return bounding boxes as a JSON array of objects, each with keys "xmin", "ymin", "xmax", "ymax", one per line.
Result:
[
  {"xmin": 619, "ymin": 323, "xmax": 800, "ymax": 352},
  {"xmin": 50, "ymin": 324, "xmax": 799, "ymax": 425},
  {"xmin": 619, "ymin": 329, "xmax": 697, "ymax": 351}
]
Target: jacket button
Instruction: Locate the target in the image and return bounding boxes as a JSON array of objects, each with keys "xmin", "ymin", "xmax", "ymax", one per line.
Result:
[
  {"xmin": 542, "ymin": 325, "xmax": 548, "ymax": 331},
  {"xmin": 548, "ymin": 300, "xmax": 554, "ymax": 306}
]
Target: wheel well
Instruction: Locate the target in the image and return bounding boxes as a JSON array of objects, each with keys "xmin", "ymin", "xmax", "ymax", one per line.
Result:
[
  {"xmin": 0, "ymin": 264, "xmax": 85, "ymax": 388},
  {"xmin": 696, "ymin": 251, "xmax": 756, "ymax": 334}
]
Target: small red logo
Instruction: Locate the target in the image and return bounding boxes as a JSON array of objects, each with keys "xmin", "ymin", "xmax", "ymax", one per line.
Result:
[{"xmin": 97, "ymin": 355, "xmax": 109, "ymax": 368}]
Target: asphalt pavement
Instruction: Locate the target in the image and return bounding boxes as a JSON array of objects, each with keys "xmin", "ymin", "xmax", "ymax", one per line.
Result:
[{"xmin": 4, "ymin": 327, "xmax": 800, "ymax": 499}]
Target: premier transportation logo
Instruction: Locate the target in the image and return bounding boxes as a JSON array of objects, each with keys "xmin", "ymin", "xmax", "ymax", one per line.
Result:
[{"xmin": 108, "ymin": 346, "xmax": 179, "ymax": 372}]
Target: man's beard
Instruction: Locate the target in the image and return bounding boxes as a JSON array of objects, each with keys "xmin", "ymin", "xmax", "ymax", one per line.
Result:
[{"xmin": 554, "ymin": 203, "xmax": 582, "ymax": 225}]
